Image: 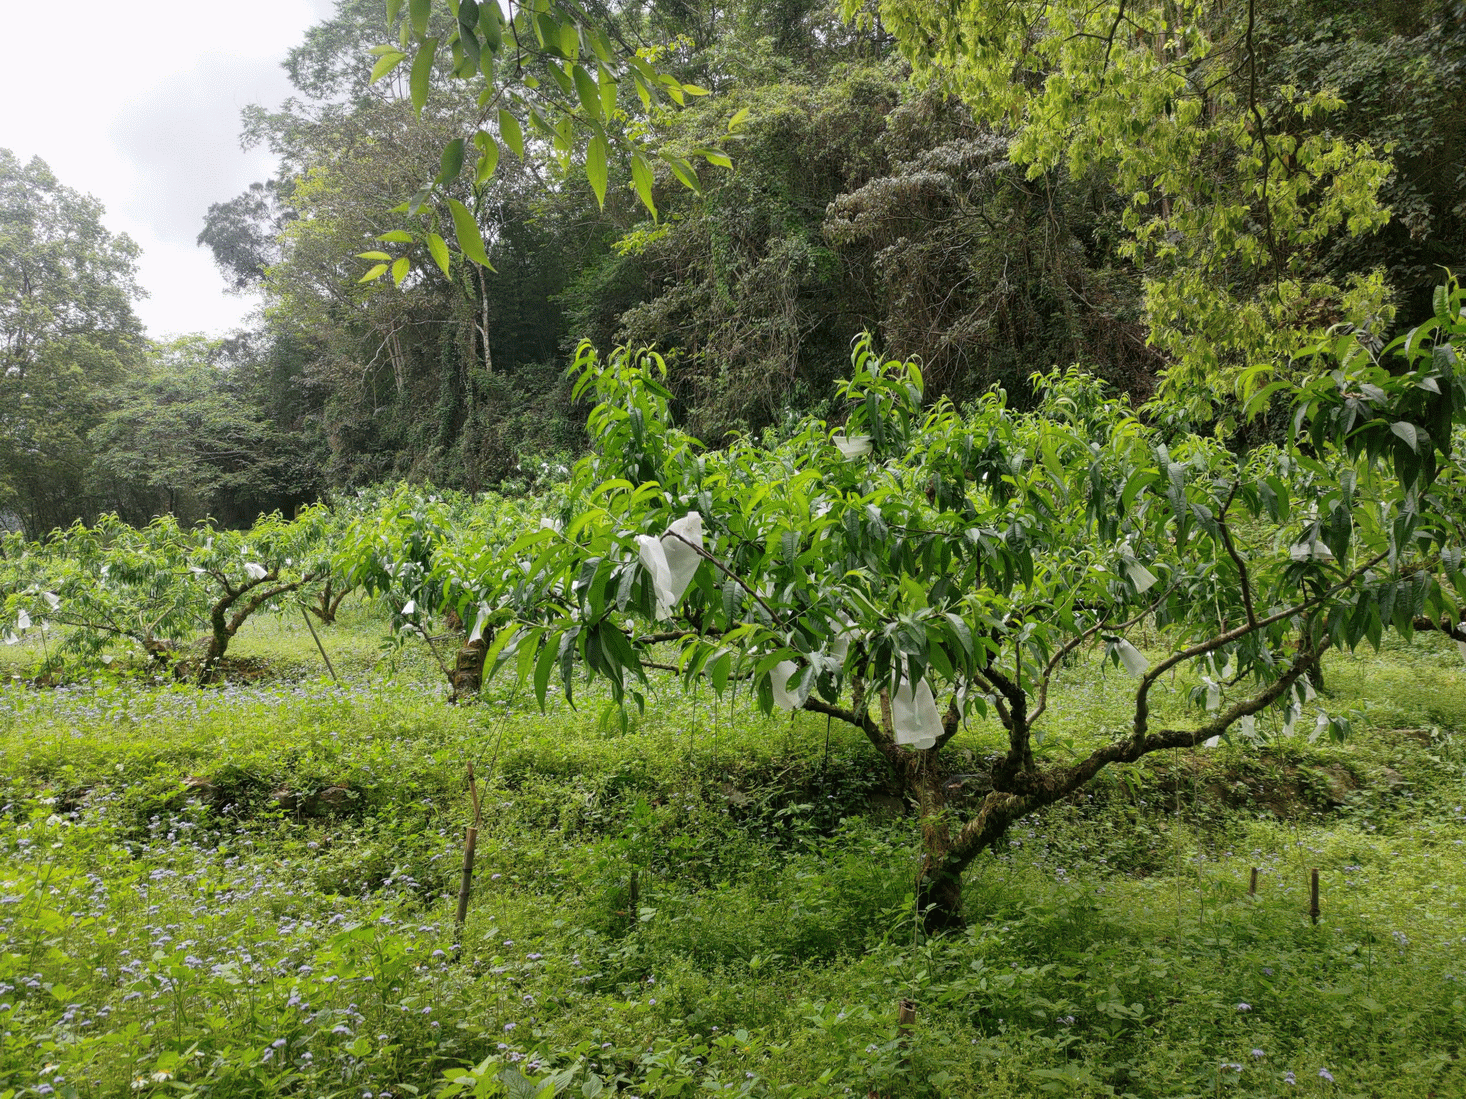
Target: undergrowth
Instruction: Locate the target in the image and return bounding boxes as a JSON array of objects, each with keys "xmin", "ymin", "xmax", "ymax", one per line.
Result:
[{"xmin": 0, "ymin": 609, "xmax": 1462, "ymax": 1098}]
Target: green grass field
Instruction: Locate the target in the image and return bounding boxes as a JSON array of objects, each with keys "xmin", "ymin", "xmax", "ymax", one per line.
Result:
[{"xmin": 1, "ymin": 604, "xmax": 1463, "ymax": 1098}]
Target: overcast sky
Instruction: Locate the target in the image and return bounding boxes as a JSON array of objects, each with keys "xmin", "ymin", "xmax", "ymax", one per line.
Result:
[{"xmin": 1, "ymin": 0, "xmax": 339, "ymax": 339}]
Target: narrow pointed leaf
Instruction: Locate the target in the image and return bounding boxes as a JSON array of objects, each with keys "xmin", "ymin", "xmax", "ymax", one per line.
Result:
[
  {"xmin": 597, "ymin": 65, "xmax": 616, "ymax": 116},
  {"xmin": 630, "ymin": 152, "xmax": 656, "ymax": 218},
  {"xmin": 498, "ymin": 109, "xmax": 523, "ymax": 157},
  {"xmin": 573, "ymin": 64, "xmax": 600, "ymax": 118},
  {"xmin": 425, "ymin": 232, "xmax": 451, "ymax": 277},
  {"xmin": 660, "ymin": 153, "xmax": 700, "ymax": 193},
  {"xmin": 369, "ymin": 50, "xmax": 408, "ymax": 83},
  {"xmin": 437, "ymin": 137, "xmax": 466, "ymax": 184},
  {"xmin": 483, "ymin": 134, "xmax": 507, "ymax": 183},
  {"xmin": 410, "ymin": 36, "xmax": 438, "ymax": 116},
  {"xmin": 447, "ymin": 198, "xmax": 494, "ymax": 270},
  {"xmin": 478, "ymin": 4, "xmax": 501, "ymax": 51},
  {"xmin": 585, "ymin": 134, "xmax": 608, "ymax": 209}
]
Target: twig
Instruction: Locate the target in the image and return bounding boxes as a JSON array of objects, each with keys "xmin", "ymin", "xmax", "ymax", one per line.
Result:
[
  {"xmin": 1216, "ymin": 483, "xmax": 1257, "ymax": 628},
  {"xmin": 661, "ymin": 531, "xmax": 786, "ymax": 627}
]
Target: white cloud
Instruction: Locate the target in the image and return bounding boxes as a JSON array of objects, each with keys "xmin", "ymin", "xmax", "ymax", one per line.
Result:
[{"xmin": 0, "ymin": 0, "xmax": 339, "ymax": 339}]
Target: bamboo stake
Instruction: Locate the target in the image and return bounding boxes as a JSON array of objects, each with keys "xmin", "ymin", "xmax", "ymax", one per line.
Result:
[
  {"xmin": 1310, "ymin": 868, "xmax": 1320, "ymax": 925},
  {"xmin": 897, "ymin": 999, "xmax": 917, "ymax": 1066},
  {"xmin": 455, "ymin": 764, "xmax": 484, "ymax": 933},
  {"xmin": 1249, "ymin": 867, "xmax": 1258, "ymax": 895},
  {"xmin": 299, "ymin": 606, "xmax": 339, "ymax": 685}
]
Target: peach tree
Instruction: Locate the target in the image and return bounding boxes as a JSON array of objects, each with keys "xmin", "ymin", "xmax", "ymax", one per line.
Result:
[
  {"xmin": 464, "ymin": 285, "xmax": 1464, "ymax": 930},
  {"xmin": 1, "ymin": 508, "xmax": 345, "ymax": 684}
]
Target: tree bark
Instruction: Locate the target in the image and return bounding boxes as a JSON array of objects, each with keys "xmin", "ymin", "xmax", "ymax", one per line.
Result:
[{"xmin": 450, "ymin": 633, "xmax": 489, "ymax": 701}]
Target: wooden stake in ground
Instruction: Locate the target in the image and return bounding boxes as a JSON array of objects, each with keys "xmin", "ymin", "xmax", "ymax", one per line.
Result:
[
  {"xmin": 455, "ymin": 763, "xmax": 483, "ymax": 934},
  {"xmin": 897, "ymin": 999, "xmax": 917, "ymax": 1063},
  {"xmin": 628, "ymin": 869, "xmax": 640, "ymax": 929},
  {"xmin": 299, "ymin": 606, "xmax": 340, "ymax": 685},
  {"xmin": 1310, "ymin": 867, "xmax": 1320, "ymax": 925},
  {"xmin": 1249, "ymin": 867, "xmax": 1259, "ymax": 895}
]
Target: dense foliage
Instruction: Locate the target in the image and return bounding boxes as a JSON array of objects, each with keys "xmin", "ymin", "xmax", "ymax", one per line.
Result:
[
  {"xmin": 1, "ymin": 563, "xmax": 1464, "ymax": 1097},
  {"xmin": 366, "ymin": 276, "xmax": 1460, "ymax": 929},
  {"xmin": 4, "ymin": 1, "xmax": 1463, "ymax": 531},
  {"xmin": 0, "ymin": 151, "xmax": 146, "ymax": 536}
]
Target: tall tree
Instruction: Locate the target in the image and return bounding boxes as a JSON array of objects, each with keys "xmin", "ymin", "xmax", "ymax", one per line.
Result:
[
  {"xmin": 90, "ymin": 336, "xmax": 320, "ymax": 527},
  {"xmin": 867, "ymin": 0, "xmax": 1396, "ymax": 418},
  {"xmin": 0, "ymin": 149, "xmax": 145, "ymax": 537}
]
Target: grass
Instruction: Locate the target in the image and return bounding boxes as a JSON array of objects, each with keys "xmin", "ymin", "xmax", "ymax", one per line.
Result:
[{"xmin": 0, "ymin": 604, "xmax": 1463, "ymax": 1098}]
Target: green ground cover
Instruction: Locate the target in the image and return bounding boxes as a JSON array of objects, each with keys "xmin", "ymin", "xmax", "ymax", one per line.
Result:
[{"xmin": 0, "ymin": 607, "xmax": 1463, "ymax": 1098}]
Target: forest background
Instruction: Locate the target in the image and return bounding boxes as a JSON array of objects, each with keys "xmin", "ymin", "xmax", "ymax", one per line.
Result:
[{"xmin": 2, "ymin": 0, "xmax": 1464, "ymax": 538}]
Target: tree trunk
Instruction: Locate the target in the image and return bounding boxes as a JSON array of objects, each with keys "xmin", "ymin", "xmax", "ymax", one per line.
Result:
[
  {"xmin": 905, "ymin": 750, "xmax": 967, "ymax": 933},
  {"xmin": 917, "ymin": 856, "xmax": 966, "ymax": 934},
  {"xmin": 197, "ymin": 610, "xmax": 231, "ymax": 685},
  {"xmin": 450, "ymin": 634, "xmax": 489, "ymax": 701}
]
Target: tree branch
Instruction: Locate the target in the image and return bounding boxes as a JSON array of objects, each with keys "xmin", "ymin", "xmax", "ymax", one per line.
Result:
[
  {"xmin": 801, "ymin": 694, "xmax": 896, "ymax": 762},
  {"xmin": 662, "ymin": 530, "xmax": 786, "ymax": 627},
  {"xmin": 1133, "ymin": 550, "xmax": 1386, "ymax": 741},
  {"xmin": 944, "ymin": 639, "xmax": 1327, "ymax": 877}
]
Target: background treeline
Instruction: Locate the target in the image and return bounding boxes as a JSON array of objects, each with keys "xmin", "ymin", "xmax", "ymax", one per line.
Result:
[{"xmin": 3, "ymin": 0, "xmax": 1463, "ymax": 537}]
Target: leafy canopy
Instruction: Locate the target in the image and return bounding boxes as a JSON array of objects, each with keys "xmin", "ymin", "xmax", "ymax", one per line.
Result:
[
  {"xmin": 357, "ymin": 0, "xmax": 737, "ymax": 284},
  {"xmin": 866, "ymin": 0, "xmax": 1395, "ymax": 414}
]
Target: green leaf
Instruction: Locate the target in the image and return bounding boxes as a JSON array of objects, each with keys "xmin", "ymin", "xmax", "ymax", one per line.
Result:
[
  {"xmin": 547, "ymin": 61, "xmax": 573, "ymax": 96},
  {"xmin": 728, "ymin": 106, "xmax": 750, "ymax": 131},
  {"xmin": 559, "ymin": 19, "xmax": 578, "ymax": 58},
  {"xmin": 693, "ymin": 146, "xmax": 733, "ymax": 170},
  {"xmin": 356, "ymin": 251, "xmax": 393, "ymax": 261},
  {"xmin": 597, "ymin": 65, "xmax": 617, "ymax": 117},
  {"xmin": 498, "ymin": 109, "xmax": 524, "ymax": 158},
  {"xmin": 478, "ymin": 4, "xmax": 501, "ymax": 52},
  {"xmin": 447, "ymin": 198, "xmax": 494, "ymax": 270},
  {"xmin": 573, "ymin": 64, "xmax": 600, "ymax": 119},
  {"xmin": 391, "ymin": 256, "xmax": 411, "ymax": 285},
  {"xmin": 410, "ymin": 36, "xmax": 438, "ymax": 117},
  {"xmin": 377, "ymin": 230, "xmax": 415, "ymax": 243},
  {"xmin": 630, "ymin": 152, "xmax": 656, "ymax": 218},
  {"xmin": 535, "ymin": 11, "xmax": 562, "ymax": 53},
  {"xmin": 437, "ymin": 137, "xmax": 466, "ymax": 184},
  {"xmin": 585, "ymin": 135, "xmax": 608, "ymax": 209},
  {"xmin": 369, "ymin": 50, "xmax": 408, "ymax": 84},
  {"xmin": 1390, "ymin": 420, "xmax": 1419, "ymax": 453},
  {"xmin": 474, "ymin": 132, "xmax": 500, "ymax": 184},
  {"xmin": 600, "ymin": 624, "xmax": 641, "ymax": 682},
  {"xmin": 387, "ymin": 0, "xmax": 404, "ymax": 25},
  {"xmin": 358, "ymin": 263, "xmax": 389, "ymax": 283},
  {"xmin": 533, "ymin": 632, "xmax": 559, "ymax": 709},
  {"xmin": 482, "ymin": 625, "xmax": 520, "ymax": 677},
  {"xmin": 681, "ymin": 83, "xmax": 710, "ymax": 96},
  {"xmin": 425, "ymin": 233, "xmax": 451, "ymax": 277},
  {"xmin": 408, "ymin": 0, "xmax": 430, "ymax": 36}
]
